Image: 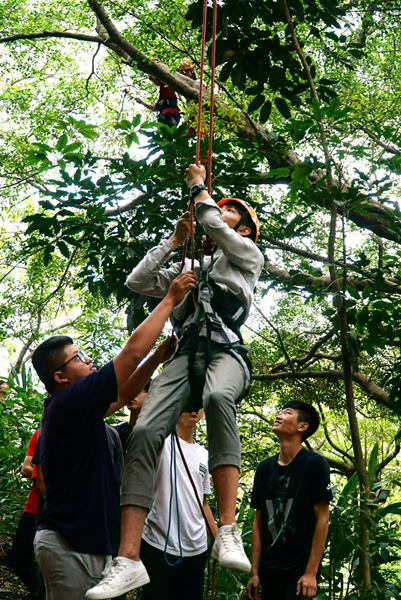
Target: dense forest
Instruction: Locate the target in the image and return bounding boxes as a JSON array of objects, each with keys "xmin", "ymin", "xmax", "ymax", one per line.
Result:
[{"xmin": 1, "ymin": 0, "xmax": 401, "ymax": 598}]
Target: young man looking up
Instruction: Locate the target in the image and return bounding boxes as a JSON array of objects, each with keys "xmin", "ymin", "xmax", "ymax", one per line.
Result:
[
  {"xmin": 31, "ymin": 271, "xmax": 196, "ymax": 600},
  {"xmin": 247, "ymin": 401, "xmax": 332, "ymax": 600},
  {"xmin": 141, "ymin": 409, "xmax": 217, "ymax": 600},
  {"xmin": 86, "ymin": 164, "xmax": 264, "ymax": 599}
]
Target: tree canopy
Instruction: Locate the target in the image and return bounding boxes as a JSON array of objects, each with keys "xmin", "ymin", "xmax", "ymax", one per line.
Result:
[{"xmin": 2, "ymin": 0, "xmax": 401, "ymax": 597}]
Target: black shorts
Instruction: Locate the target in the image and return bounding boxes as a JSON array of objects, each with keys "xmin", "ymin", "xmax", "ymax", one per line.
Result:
[
  {"xmin": 260, "ymin": 568, "xmax": 306, "ymax": 600},
  {"xmin": 140, "ymin": 538, "xmax": 207, "ymax": 600}
]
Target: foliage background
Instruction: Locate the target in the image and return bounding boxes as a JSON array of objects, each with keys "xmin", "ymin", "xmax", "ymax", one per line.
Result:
[{"xmin": 2, "ymin": 0, "xmax": 401, "ymax": 598}]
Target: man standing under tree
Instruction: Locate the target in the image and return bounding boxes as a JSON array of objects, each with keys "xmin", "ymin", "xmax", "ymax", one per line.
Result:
[
  {"xmin": 246, "ymin": 401, "xmax": 332, "ymax": 600},
  {"xmin": 31, "ymin": 271, "xmax": 196, "ymax": 600}
]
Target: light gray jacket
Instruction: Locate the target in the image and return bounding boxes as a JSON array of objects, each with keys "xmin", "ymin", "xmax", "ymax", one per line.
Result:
[{"xmin": 126, "ymin": 198, "xmax": 264, "ymax": 343}]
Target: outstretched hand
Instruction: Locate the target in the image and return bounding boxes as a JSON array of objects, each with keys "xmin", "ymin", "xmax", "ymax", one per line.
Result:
[
  {"xmin": 166, "ymin": 271, "xmax": 197, "ymax": 306},
  {"xmin": 153, "ymin": 334, "xmax": 178, "ymax": 363}
]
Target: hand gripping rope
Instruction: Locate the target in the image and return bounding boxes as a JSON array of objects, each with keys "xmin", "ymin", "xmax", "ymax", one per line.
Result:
[{"xmin": 180, "ymin": 0, "xmax": 218, "ymax": 274}]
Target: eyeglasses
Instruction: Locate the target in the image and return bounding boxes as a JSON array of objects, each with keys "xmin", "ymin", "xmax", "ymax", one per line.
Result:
[{"xmin": 57, "ymin": 349, "xmax": 87, "ymax": 371}]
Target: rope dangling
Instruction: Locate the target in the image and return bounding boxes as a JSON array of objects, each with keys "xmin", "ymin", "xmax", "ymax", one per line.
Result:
[
  {"xmin": 180, "ymin": 0, "xmax": 218, "ymax": 272},
  {"xmin": 164, "ymin": 429, "xmax": 183, "ymax": 566}
]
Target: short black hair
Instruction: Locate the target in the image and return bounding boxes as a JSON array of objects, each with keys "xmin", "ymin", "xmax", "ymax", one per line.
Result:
[
  {"xmin": 32, "ymin": 336, "xmax": 74, "ymax": 394},
  {"xmin": 282, "ymin": 401, "xmax": 320, "ymax": 441},
  {"xmin": 143, "ymin": 380, "xmax": 151, "ymax": 393}
]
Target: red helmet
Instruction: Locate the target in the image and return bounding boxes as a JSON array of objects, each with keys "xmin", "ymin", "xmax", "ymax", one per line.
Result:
[
  {"xmin": 217, "ymin": 198, "xmax": 260, "ymax": 242},
  {"xmin": 179, "ymin": 58, "xmax": 195, "ymax": 71}
]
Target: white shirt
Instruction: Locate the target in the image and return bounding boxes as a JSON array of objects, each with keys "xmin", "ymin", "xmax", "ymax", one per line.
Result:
[{"xmin": 142, "ymin": 434, "xmax": 211, "ymax": 557}]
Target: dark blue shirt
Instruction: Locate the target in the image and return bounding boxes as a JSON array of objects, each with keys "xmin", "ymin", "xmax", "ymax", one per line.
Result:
[
  {"xmin": 251, "ymin": 449, "xmax": 332, "ymax": 574},
  {"xmin": 39, "ymin": 361, "xmax": 120, "ymax": 555}
]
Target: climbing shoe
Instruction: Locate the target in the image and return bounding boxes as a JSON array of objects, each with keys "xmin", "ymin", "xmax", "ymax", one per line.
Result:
[
  {"xmin": 212, "ymin": 523, "xmax": 251, "ymax": 572},
  {"xmin": 85, "ymin": 557, "xmax": 150, "ymax": 599}
]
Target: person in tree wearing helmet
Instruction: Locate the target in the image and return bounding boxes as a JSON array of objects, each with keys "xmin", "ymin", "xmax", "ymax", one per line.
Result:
[
  {"xmin": 179, "ymin": 57, "xmax": 205, "ymax": 139},
  {"xmin": 179, "ymin": 57, "xmax": 196, "ymax": 81},
  {"xmin": 135, "ymin": 75, "xmax": 181, "ymax": 128},
  {"xmin": 86, "ymin": 163, "xmax": 264, "ymax": 600}
]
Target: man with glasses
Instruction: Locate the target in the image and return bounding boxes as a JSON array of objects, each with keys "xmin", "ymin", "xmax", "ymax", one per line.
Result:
[
  {"xmin": 246, "ymin": 401, "xmax": 332, "ymax": 600},
  {"xmin": 30, "ymin": 271, "xmax": 196, "ymax": 600}
]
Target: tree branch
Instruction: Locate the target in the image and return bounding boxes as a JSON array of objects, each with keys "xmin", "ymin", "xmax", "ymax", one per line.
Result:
[
  {"xmin": 253, "ymin": 368, "xmax": 398, "ymax": 414},
  {"xmin": 0, "ymin": 31, "xmax": 104, "ymax": 44}
]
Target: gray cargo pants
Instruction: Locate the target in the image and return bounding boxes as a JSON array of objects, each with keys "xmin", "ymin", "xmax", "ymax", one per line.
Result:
[
  {"xmin": 121, "ymin": 343, "xmax": 246, "ymax": 509},
  {"xmin": 34, "ymin": 529, "xmax": 112, "ymax": 600}
]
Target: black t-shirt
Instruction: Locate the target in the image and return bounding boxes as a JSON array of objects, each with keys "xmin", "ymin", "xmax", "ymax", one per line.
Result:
[
  {"xmin": 38, "ymin": 362, "xmax": 120, "ymax": 556},
  {"xmin": 251, "ymin": 449, "xmax": 332, "ymax": 574},
  {"xmin": 113, "ymin": 422, "xmax": 133, "ymax": 456}
]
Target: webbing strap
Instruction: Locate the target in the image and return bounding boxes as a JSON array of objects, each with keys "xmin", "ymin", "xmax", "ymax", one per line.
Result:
[{"xmin": 174, "ymin": 431, "xmax": 215, "ymax": 541}]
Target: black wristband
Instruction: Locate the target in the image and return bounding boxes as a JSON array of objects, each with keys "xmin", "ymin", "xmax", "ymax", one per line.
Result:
[{"xmin": 190, "ymin": 184, "xmax": 208, "ymax": 200}]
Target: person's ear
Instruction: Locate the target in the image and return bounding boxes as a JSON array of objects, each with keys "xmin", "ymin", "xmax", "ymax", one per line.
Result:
[
  {"xmin": 237, "ymin": 225, "xmax": 251, "ymax": 237},
  {"xmin": 53, "ymin": 371, "xmax": 69, "ymax": 385},
  {"xmin": 298, "ymin": 422, "xmax": 309, "ymax": 434}
]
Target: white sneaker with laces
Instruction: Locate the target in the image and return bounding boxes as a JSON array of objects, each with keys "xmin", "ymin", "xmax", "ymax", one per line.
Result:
[
  {"xmin": 85, "ymin": 557, "xmax": 150, "ymax": 599},
  {"xmin": 211, "ymin": 524, "xmax": 251, "ymax": 572}
]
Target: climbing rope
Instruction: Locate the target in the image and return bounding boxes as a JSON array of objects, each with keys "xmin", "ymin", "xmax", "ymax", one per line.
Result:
[
  {"xmin": 180, "ymin": 0, "xmax": 218, "ymax": 273},
  {"xmin": 164, "ymin": 428, "xmax": 183, "ymax": 566}
]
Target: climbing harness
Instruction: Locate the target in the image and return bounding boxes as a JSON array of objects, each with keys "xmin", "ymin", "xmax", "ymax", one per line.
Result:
[{"xmin": 155, "ymin": 97, "xmax": 179, "ymax": 111}]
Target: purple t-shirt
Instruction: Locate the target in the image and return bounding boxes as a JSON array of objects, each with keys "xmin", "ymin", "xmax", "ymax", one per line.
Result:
[{"xmin": 38, "ymin": 361, "xmax": 120, "ymax": 555}]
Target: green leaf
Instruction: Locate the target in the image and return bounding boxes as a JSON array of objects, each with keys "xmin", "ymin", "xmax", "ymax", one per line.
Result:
[
  {"xmin": 274, "ymin": 97, "xmax": 291, "ymax": 119},
  {"xmin": 57, "ymin": 241, "xmax": 70, "ymax": 258},
  {"xmin": 326, "ymin": 97, "xmax": 341, "ymax": 119},
  {"xmin": 376, "ymin": 502, "xmax": 401, "ymax": 520},
  {"xmin": 336, "ymin": 472, "xmax": 359, "ymax": 507},
  {"xmin": 55, "ymin": 134, "xmax": 68, "ymax": 152},
  {"xmin": 260, "ymin": 100, "xmax": 272, "ymax": 122},
  {"xmin": 247, "ymin": 95, "xmax": 265, "ymax": 114}
]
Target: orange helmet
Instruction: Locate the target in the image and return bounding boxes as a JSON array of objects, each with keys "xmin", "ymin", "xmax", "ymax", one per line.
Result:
[
  {"xmin": 217, "ymin": 198, "xmax": 260, "ymax": 242},
  {"xmin": 179, "ymin": 58, "xmax": 195, "ymax": 71}
]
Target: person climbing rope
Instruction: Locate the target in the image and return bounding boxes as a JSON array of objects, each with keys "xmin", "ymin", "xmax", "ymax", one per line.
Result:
[
  {"xmin": 85, "ymin": 163, "xmax": 264, "ymax": 599},
  {"xmin": 135, "ymin": 75, "xmax": 181, "ymax": 128}
]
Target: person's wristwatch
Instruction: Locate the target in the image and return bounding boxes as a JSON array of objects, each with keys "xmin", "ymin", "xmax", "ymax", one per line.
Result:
[{"xmin": 189, "ymin": 184, "xmax": 208, "ymax": 200}]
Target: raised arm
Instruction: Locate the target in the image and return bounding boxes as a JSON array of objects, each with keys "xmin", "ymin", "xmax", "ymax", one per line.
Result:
[
  {"xmin": 184, "ymin": 164, "xmax": 263, "ymax": 275},
  {"xmin": 113, "ymin": 272, "xmax": 196, "ymax": 389},
  {"xmin": 125, "ymin": 212, "xmax": 195, "ymax": 296},
  {"xmin": 105, "ymin": 336, "xmax": 177, "ymax": 417},
  {"xmin": 247, "ymin": 510, "xmax": 262, "ymax": 600}
]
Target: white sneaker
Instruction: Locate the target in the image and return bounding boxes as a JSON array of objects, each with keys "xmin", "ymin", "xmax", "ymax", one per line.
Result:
[
  {"xmin": 85, "ymin": 557, "xmax": 150, "ymax": 599},
  {"xmin": 212, "ymin": 524, "xmax": 251, "ymax": 572}
]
